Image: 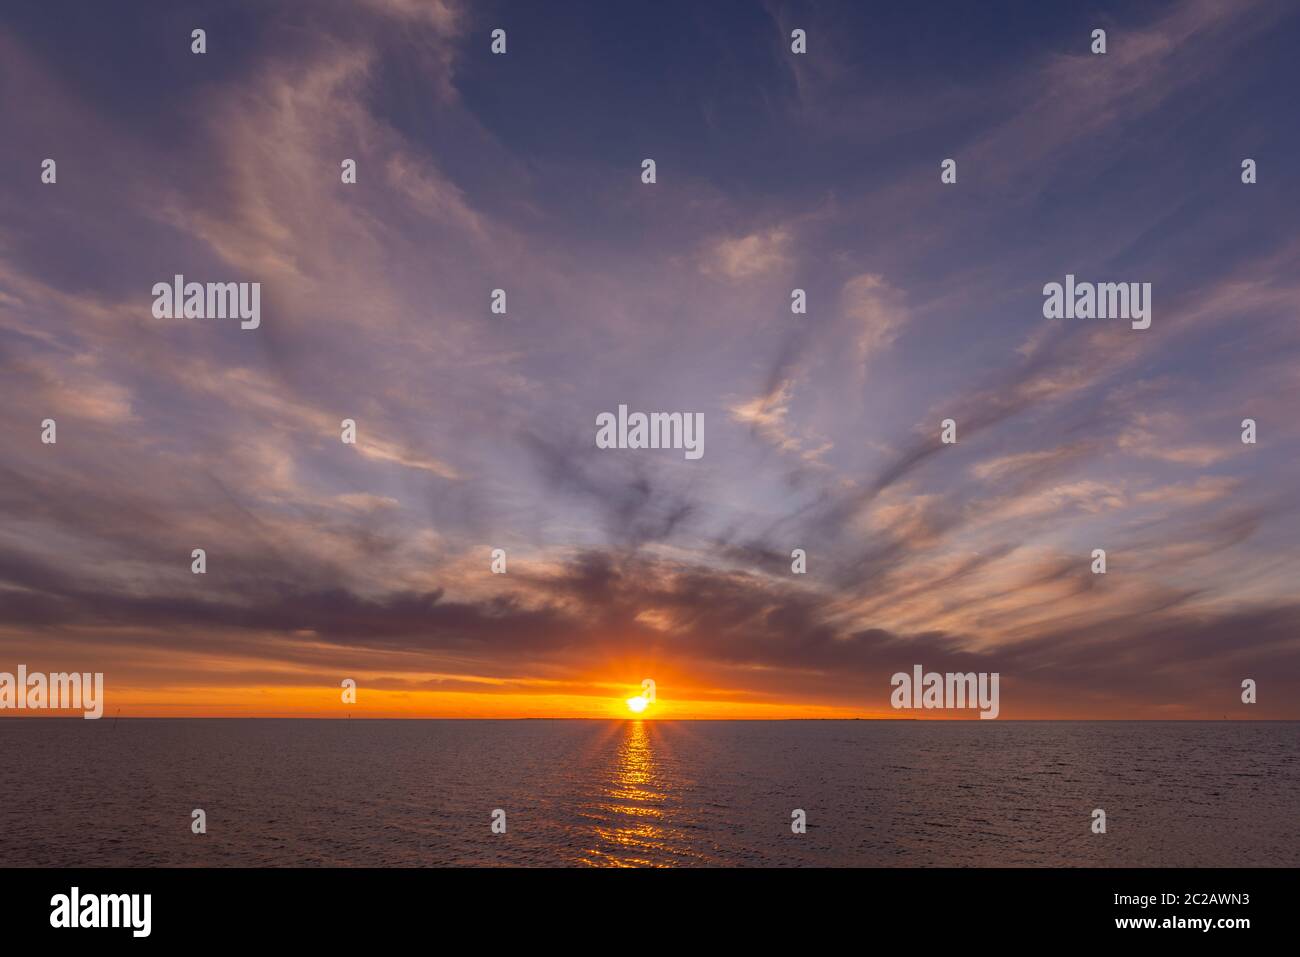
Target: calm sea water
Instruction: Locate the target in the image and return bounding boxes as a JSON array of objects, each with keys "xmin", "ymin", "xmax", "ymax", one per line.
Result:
[{"xmin": 0, "ymin": 720, "xmax": 1295, "ymax": 867}]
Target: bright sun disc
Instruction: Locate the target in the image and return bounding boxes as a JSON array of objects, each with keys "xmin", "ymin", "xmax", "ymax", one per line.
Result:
[{"xmin": 625, "ymin": 695, "xmax": 649, "ymax": 713}]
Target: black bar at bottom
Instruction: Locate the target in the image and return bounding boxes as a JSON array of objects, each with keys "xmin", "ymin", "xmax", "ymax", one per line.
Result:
[{"xmin": 0, "ymin": 866, "xmax": 1288, "ymax": 943}]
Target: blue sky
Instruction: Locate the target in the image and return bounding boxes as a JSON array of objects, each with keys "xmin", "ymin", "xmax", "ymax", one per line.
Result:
[{"xmin": 1, "ymin": 0, "xmax": 1298, "ymax": 717}]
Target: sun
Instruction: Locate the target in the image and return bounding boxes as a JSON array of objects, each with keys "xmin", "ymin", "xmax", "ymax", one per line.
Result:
[{"xmin": 625, "ymin": 695, "xmax": 649, "ymax": 714}]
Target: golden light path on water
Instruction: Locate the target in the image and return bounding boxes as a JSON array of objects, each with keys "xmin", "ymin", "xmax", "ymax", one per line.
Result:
[{"xmin": 573, "ymin": 720, "xmax": 696, "ymax": 867}]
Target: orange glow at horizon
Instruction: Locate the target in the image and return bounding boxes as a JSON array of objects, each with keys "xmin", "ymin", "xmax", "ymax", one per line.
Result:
[
  {"xmin": 45, "ymin": 679, "xmax": 896, "ymax": 720},
  {"xmin": 7, "ymin": 666, "xmax": 1240, "ymax": 721}
]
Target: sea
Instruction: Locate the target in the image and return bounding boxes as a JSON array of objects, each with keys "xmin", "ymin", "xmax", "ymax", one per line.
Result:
[{"xmin": 0, "ymin": 719, "xmax": 1295, "ymax": 867}]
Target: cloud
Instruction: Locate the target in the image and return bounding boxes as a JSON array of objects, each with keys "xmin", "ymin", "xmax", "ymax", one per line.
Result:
[
  {"xmin": 3, "ymin": 542, "xmax": 1297, "ymax": 716},
  {"xmin": 729, "ymin": 378, "xmax": 795, "ymax": 447},
  {"xmin": 700, "ymin": 227, "xmax": 793, "ymax": 280},
  {"xmin": 840, "ymin": 273, "xmax": 908, "ymax": 364},
  {"xmin": 1, "ymin": 0, "xmax": 1298, "ymax": 718},
  {"xmin": 360, "ymin": 0, "xmax": 461, "ymax": 30},
  {"xmin": 1118, "ymin": 413, "xmax": 1232, "ymax": 467}
]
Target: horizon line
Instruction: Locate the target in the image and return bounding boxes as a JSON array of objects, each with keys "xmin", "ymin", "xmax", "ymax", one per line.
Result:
[{"xmin": 2, "ymin": 716, "xmax": 1295, "ymax": 722}]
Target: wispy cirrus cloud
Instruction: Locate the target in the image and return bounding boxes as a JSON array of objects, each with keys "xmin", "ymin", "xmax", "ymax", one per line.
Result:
[{"xmin": 1, "ymin": 0, "xmax": 1298, "ymax": 718}]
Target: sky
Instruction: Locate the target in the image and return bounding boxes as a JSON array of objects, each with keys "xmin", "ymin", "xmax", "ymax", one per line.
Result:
[{"xmin": 1, "ymin": 0, "xmax": 1298, "ymax": 719}]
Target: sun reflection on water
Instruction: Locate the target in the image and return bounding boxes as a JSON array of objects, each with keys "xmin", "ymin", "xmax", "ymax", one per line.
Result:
[{"xmin": 577, "ymin": 720, "xmax": 676, "ymax": 867}]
